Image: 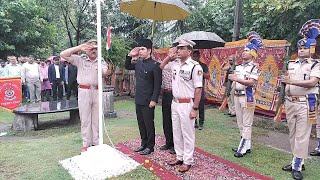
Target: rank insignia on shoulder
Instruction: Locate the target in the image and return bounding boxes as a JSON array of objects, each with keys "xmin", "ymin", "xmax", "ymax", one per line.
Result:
[{"xmin": 198, "ymin": 70, "xmax": 203, "ymax": 75}]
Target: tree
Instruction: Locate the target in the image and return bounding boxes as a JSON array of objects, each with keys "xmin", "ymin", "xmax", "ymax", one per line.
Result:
[{"xmin": 0, "ymin": 0, "xmax": 57, "ymax": 58}]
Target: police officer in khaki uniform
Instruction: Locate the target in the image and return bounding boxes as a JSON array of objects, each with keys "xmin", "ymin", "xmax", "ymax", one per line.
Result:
[
  {"xmin": 228, "ymin": 32, "xmax": 262, "ymax": 158},
  {"xmin": 281, "ymin": 20, "xmax": 320, "ymax": 180},
  {"xmin": 160, "ymin": 39, "xmax": 203, "ymax": 173},
  {"xmin": 60, "ymin": 39, "xmax": 109, "ymax": 153}
]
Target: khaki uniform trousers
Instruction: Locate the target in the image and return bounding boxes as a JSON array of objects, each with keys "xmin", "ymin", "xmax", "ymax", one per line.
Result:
[
  {"xmin": 78, "ymin": 88, "xmax": 99, "ymax": 147},
  {"xmin": 228, "ymin": 86, "xmax": 236, "ymax": 115},
  {"xmin": 27, "ymin": 79, "xmax": 41, "ymax": 102},
  {"xmin": 172, "ymin": 100, "xmax": 195, "ymax": 165},
  {"xmin": 234, "ymin": 95, "xmax": 254, "ymax": 139},
  {"xmin": 285, "ymin": 100, "xmax": 312, "ymax": 159}
]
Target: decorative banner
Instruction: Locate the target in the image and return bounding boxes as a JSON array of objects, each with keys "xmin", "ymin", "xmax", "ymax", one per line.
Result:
[
  {"xmin": 153, "ymin": 39, "xmax": 290, "ymax": 117},
  {"xmin": 0, "ymin": 77, "xmax": 22, "ymax": 110}
]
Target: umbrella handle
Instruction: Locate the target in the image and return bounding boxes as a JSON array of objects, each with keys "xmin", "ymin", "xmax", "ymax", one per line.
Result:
[{"xmin": 151, "ymin": 20, "xmax": 155, "ymax": 40}]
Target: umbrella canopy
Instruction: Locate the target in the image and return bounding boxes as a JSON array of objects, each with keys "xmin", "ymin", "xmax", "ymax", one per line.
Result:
[
  {"xmin": 174, "ymin": 31, "xmax": 225, "ymax": 49},
  {"xmin": 120, "ymin": 0, "xmax": 191, "ymax": 21}
]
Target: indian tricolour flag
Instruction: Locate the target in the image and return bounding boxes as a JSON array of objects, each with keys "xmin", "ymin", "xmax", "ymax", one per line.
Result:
[{"xmin": 106, "ymin": 24, "xmax": 111, "ymax": 50}]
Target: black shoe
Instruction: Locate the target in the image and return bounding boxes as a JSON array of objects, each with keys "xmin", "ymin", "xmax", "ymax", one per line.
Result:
[
  {"xmin": 234, "ymin": 152, "xmax": 245, "ymax": 158},
  {"xmin": 229, "ymin": 114, "xmax": 236, "ymax": 117},
  {"xmin": 159, "ymin": 144, "xmax": 170, "ymax": 150},
  {"xmin": 310, "ymin": 150, "xmax": 320, "ymax": 156},
  {"xmin": 292, "ymin": 170, "xmax": 303, "ymax": 180},
  {"xmin": 282, "ymin": 164, "xmax": 305, "ymax": 172},
  {"xmin": 169, "ymin": 147, "xmax": 176, "ymax": 154},
  {"xmin": 199, "ymin": 125, "xmax": 203, "ymax": 130},
  {"xmin": 134, "ymin": 146, "xmax": 146, "ymax": 152},
  {"xmin": 232, "ymin": 147, "xmax": 251, "ymax": 153},
  {"xmin": 195, "ymin": 124, "xmax": 199, "ymax": 128},
  {"xmin": 139, "ymin": 148, "xmax": 154, "ymax": 155}
]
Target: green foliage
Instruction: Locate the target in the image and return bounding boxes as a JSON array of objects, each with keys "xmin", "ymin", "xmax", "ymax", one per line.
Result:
[
  {"xmin": 103, "ymin": 36, "xmax": 133, "ymax": 66},
  {"xmin": 0, "ymin": 0, "xmax": 57, "ymax": 58}
]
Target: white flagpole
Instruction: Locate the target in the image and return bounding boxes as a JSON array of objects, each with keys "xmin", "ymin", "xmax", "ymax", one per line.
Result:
[{"xmin": 96, "ymin": 0, "xmax": 104, "ymax": 145}]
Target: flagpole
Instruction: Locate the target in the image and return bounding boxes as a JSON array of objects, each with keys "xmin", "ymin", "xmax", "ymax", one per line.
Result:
[{"xmin": 96, "ymin": 0, "xmax": 104, "ymax": 145}]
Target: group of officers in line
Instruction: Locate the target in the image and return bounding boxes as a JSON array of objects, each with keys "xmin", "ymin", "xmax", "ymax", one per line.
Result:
[{"xmin": 59, "ymin": 19, "xmax": 320, "ymax": 179}]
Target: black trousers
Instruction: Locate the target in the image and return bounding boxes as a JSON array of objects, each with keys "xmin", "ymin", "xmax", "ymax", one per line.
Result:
[
  {"xmin": 199, "ymin": 97, "xmax": 205, "ymax": 125},
  {"xmin": 162, "ymin": 91, "xmax": 174, "ymax": 147},
  {"xmin": 136, "ymin": 104, "xmax": 155, "ymax": 149},
  {"xmin": 67, "ymin": 81, "xmax": 78, "ymax": 100},
  {"xmin": 41, "ymin": 90, "xmax": 51, "ymax": 101},
  {"xmin": 52, "ymin": 79, "xmax": 63, "ymax": 101}
]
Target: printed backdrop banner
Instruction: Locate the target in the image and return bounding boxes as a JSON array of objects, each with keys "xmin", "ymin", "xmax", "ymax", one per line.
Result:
[
  {"xmin": 154, "ymin": 39, "xmax": 290, "ymax": 116},
  {"xmin": 0, "ymin": 77, "xmax": 22, "ymax": 110}
]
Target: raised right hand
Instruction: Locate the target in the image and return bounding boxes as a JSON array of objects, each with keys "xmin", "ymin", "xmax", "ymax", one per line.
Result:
[
  {"xmin": 128, "ymin": 47, "xmax": 140, "ymax": 57},
  {"xmin": 79, "ymin": 44, "xmax": 95, "ymax": 53},
  {"xmin": 168, "ymin": 47, "xmax": 177, "ymax": 60}
]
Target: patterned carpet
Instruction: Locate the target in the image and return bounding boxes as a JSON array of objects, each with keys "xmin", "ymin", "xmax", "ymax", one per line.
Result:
[{"xmin": 116, "ymin": 136, "xmax": 274, "ymax": 180}]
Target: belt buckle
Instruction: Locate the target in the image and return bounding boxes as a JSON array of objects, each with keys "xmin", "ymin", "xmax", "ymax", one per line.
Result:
[{"xmin": 90, "ymin": 85, "xmax": 96, "ymax": 90}]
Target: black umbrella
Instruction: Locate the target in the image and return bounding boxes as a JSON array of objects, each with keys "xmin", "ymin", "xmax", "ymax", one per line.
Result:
[{"xmin": 174, "ymin": 31, "xmax": 225, "ymax": 49}]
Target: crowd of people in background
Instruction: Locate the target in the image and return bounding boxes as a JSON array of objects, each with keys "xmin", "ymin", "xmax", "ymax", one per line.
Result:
[{"xmin": 0, "ymin": 55, "xmax": 78, "ymax": 103}]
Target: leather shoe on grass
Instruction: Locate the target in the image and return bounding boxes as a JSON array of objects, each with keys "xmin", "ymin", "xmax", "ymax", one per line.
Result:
[
  {"xmin": 178, "ymin": 164, "xmax": 191, "ymax": 172},
  {"xmin": 134, "ymin": 146, "xmax": 146, "ymax": 152},
  {"xmin": 282, "ymin": 164, "xmax": 305, "ymax": 172},
  {"xmin": 232, "ymin": 147, "xmax": 251, "ymax": 154},
  {"xmin": 310, "ymin": 150, "xmax": 320, "ymax": 156},
  {"xmin": 168, "ymin": 159, "xmax": 183, "ymax": 166},
  {"xmin": 292, "ymin": 170, "xmax": 303, "ymax": 180},
  {"xmin": 234, "ymin": 152, "xmax": 246, "ymax": 158},
  {"xmin": 139, "ymin": 148, "xmax": 154, "ymax": 155}
]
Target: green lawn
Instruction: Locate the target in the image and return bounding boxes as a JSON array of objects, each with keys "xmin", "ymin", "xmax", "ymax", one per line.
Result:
[{"xmin": 0, "ymin": 100, "xmax": 319, "ymax": 180}]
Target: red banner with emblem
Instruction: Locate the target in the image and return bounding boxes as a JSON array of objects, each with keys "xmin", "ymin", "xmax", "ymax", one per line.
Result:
[
  {"xmin": 153, "ymin": 39, "xmax": 290, "ymax": 117},
  {"xmin": 0, "ymin": 77, "xmax": 22, "ymax": 110}
]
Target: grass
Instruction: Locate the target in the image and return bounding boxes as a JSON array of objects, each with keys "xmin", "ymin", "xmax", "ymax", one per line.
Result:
[{"xmin": 0, "ymin": 100, "xmax": 320, "ymax": 180}]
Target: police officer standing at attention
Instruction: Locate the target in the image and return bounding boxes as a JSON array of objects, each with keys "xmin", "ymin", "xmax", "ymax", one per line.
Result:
[
  {"xmin": 160, "ymin": 39, "xmax": 203, "ymax": 173},
  {"xmin": 60, "ymin": 39, "xmax": 109, "ymax": 153},
  {"xmin": 125, "ymin": 39, "xmax": 162, "ymax": 155},
  {"xmin": 228, "ymin": 32, "xmax": 262, "ymax": 158},
  {"xmin": 281, "ymin": 20, "xmax": 320, "ymax": 180}
]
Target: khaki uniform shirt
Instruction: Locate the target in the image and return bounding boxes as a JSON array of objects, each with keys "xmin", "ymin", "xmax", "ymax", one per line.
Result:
[
  {"xmin": 169, "ymin": 57, "xmax": 203, "ymax": 99},
  {"xmin": 70, "ymin": 55, "xmax": 107, "ymax": 86},
  {"xmin": 235, "ymin": 61, "xmax": 260, "ymax": 90},
  {"xmin": 286, "ymin": 59, "xmax": 320, "ymax": 96}
]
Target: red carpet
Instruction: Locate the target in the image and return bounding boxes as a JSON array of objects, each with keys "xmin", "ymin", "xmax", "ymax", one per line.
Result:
[{"xmin": 116, "ymin": 136, "xmax": 274, "ymax": 180}]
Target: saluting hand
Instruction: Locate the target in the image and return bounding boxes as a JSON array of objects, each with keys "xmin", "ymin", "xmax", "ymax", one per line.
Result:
[
  {"xmin": 168, "ymin": 47, "xmax": 177, "ymax": 60},
  {"xmin": 128, "ymin": 47, "xmax": 139, "ymax": 58},
  {"xmin": 80, "ymin": 43, "xmax": 95, "ymax": 53},
  {"xmin": 149, "ymin": 101, "xmax": 157, "ymax": 108}
]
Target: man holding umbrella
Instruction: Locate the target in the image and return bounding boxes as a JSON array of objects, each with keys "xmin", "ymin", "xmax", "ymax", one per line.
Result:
[
  {"xmin": 125, "ymin": 39, "xmax": 162, "ymax": 155},
  {"xmin": 60, "ymin": 39, "xmax": 109, "ymax": 153}
]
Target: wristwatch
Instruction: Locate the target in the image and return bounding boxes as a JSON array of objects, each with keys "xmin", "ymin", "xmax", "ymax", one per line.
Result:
[{"xmin": 193, "ymin": 107, "xmax": 199, "ymax": 111}]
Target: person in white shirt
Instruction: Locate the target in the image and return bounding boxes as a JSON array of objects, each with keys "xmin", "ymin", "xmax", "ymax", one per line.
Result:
[
  {"xmin": 0, "ymin": 60, "xmax": 8, "ymax": 77},
  {"xmin": 6, "ymin": 56, "xmax": 22, "ymax": 77},
  {"xmin": 22, "ymin": 56, "xmax": 42, "ymax": 103}
]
